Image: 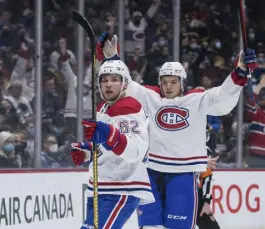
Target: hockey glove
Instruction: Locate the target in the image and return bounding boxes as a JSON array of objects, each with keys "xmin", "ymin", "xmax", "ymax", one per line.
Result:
[
  {"xmin": 96, "ymin": 32, "xmax": 120, "ymax": 61},
  {"xmin": 82, "ymin": 120, "xmax": 127, "ymax": 155},
  {"xmin": 235, "ymin": 48, "xmax": 258, "ymax": 77},
  {"xmin": 70, "ymin": 142, "xmax": 92, "ymax": 166}
]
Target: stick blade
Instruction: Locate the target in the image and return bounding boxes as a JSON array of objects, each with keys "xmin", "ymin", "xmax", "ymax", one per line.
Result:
[{"xmin": 72, "ymin": 10, "xmax": 96, "ymax": 40}]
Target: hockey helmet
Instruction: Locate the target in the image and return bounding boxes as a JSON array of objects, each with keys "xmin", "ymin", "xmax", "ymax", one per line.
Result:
[
  {"xmin": 98, "ymin": 60, "xmax": 131, "ymax": 102},
  {"xmin": 159, "ymin": 62, "xmax": 187, "ymax": 80},
  {"xmin": 158, "ymin": 62, "xmax": 187, "ymax": 95}
]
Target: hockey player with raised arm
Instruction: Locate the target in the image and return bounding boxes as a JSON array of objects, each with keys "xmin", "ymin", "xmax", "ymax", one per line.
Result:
[
  {"xmin": 96, "ymin": 33, "xmax": 258, "ymax": 229},
  {"xmin": 69, "ymin": 59, "xmax": 154, "ymax": 229}
]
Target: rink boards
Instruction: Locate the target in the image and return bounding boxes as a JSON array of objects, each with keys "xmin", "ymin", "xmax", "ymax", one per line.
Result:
[{"xmin": 0, "ymin": 169, "xmax": 264, "ymax": 229}]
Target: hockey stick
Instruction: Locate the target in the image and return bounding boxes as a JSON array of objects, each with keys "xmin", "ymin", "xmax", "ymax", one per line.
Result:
[
  {"xmin": 72, "ymin": 10, "xmax": 99, "ymax": 229},
  {"xmin": 238, "ymin": 0, "xmax": 254, "ymax": 100}
]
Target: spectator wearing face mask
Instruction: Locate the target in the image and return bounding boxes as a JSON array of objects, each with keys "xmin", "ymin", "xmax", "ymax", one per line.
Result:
[
  {"xmin": 0, "ymin": 131, "xmax": 21, "ymax": 168},
  {"xmin": 124, "ymin": 0, "xmax": 161, "ymax": 56},
  {"xmin": 189, "ymin": 36, "xmax": 200, "ymax": 52},
  {"xmin": 247, "ymin": 28, "xmax": 257, "ymax": 49},
  {"xmin": 257, "ymin": 52, "xmax": 265, "ymax": 69},
  {"xmin": 41, "ymin": 134, "xmax": 68, "ymax": 168}
]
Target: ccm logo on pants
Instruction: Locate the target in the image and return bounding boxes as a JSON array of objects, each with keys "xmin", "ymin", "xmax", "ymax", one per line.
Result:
[{"xmin": 167, "ymin": 215, "xmax": 187, "ymax": 220}]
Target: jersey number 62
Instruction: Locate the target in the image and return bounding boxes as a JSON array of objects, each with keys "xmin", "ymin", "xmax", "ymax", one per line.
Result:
[{"xmin": 118, "ymin": 120, "xmax": 141, "ymax": 134}]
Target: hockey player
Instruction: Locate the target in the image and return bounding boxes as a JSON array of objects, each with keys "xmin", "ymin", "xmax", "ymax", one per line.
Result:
[
  {"xmin": 96, "ymin": 33, "xmax": 258, "ymax": 229},
  {"xmin": 70, "ymin": 59, "xmax": 154, "ymax": 229}
]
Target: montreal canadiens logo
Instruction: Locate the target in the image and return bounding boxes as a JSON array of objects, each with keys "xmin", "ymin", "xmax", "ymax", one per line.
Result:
[{"xmin": 155, "ymin": 106, "xmax": 189, "ymax": 131}]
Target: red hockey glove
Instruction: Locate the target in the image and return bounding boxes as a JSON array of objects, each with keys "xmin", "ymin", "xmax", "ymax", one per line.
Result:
[{"xmin": 70, "ymin": 142, "xmax": 92, "ymax": 166}]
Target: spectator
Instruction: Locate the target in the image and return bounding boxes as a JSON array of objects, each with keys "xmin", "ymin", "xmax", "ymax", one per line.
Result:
[
  {"xmin": 59, "ymin": 38, "xmax": 92, "ymax": 136},
  {"xmin": 124, "ymin": 0, "xmax": 161, "ymax": 56},
  {"xmin": 127, "ymin": 45, "xmax": 146, "ymax": 83},
  {"xmin": 0, "ymin": 98, "xmax": 20, "ymax": 130},
  {"xmin": 143, "ymin": 41, "xmax": 170, "ymax": 85},
  {"xmin": 0, "ymin": 131, "xmax": 21, "ymax": 168},
  {"xmin": 245, "ymin": 75, "xmax": 265, "ymax": 167},
  {"xmin": 4, "ymin": 80, "xmax": 34, "ymax": 127},
  {"xmin": 32, "ymin": 69, "xmax": 64, "ymax": 134},
  {"xmin": 50, "ymin": 37, "xmax": 77, "ymax": 72},
  {"xmin": 14, "ymin": 129, "xmax": 32, "ymax": 167},
  {"xmin": 247, "ymin": 28, "xmax": 258, "ymax": 50},
  {"xmin": 41, "ymin": 134, "xmax": 69, "ymax": 168}
]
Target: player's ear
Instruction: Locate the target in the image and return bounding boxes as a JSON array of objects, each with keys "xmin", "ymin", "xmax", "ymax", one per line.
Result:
[{"xmin": 123, "ymin": 83, "xmax": 128, "ymax": 91}]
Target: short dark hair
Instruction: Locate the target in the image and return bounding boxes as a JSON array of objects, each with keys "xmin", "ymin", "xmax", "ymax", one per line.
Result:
[{"xmin": 42, "ymin": 133, "xmax": 56, "ymax": 145}]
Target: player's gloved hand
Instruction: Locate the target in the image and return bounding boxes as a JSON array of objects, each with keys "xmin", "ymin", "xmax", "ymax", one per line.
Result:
[
  {"xmin": 235, "ymin": 48, "xmax": 258, "ymax": 77},
  {"xmin": 82, "ymin": 120, "xmax": 126, "ymax": 153},
  {"xmin": 70, "ymin": 142, "xmax": 92, "ymax": 166},
  {"xmin": 96, "ymin": 32, "xmax": 120, "ymax": 61},
  {"xmin": 96, "ymin": 32, "xmax": 109, "ymax": 61},
  {"xmin": 103, "ymin": 34, "xmax": 119, "ymax": 59},
  {"xmin": 82, "ymin": 120, "xmax": 120, "ymax": 147}
]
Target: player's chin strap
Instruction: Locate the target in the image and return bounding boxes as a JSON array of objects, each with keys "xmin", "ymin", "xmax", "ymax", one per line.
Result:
[
  {"xmin": 106, "ymin": 89, "xmax": 126, "ymax": 105},
  {"xmin": 159, "ymin": 75, "xmax": 185, "ymax": 97}
]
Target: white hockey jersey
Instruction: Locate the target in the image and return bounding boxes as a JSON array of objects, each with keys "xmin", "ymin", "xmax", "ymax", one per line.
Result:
[
  {"xmin": 87, "ymin": 96, "xmax": 154, "ymax": 205},
  {"xmin": 126, "ymin": 71, "xmax": 245, "ymax": 173}
]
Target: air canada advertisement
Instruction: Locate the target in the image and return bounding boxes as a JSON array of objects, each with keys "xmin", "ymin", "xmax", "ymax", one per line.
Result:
[
  {"xmin": 0, "ymin": 170, "xmax": 264, "ymax": 229},
  {"xmin": 0, "ymin": 172, "xmax": 85, "ymax": 229},
  {"xmin": 0, "ymin": 193, "xmax": 74, "ymax": 226}
]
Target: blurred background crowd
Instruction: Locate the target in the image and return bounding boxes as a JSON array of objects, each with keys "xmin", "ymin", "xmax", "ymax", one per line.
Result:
[{"xmin": 0, "ymin": 0, "xmax": 265, "ymax": 169}]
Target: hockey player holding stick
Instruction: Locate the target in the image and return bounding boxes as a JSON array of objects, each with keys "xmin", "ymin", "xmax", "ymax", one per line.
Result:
[
  {"xmin": 70, "ymin": 59, "xmax": 154, "ymax": 229},
  {"xmin": 96, "ymin": 33, "xmax": 257, "ymax": 229}
]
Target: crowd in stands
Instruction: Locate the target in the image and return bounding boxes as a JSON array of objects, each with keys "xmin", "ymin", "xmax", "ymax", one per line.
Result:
[{"xmin": 0, "ymin": 0, "xmax": 265, "ymax": 169}]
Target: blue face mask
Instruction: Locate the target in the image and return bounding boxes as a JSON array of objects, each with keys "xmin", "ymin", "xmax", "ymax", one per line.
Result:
[
  {"xmin": 53, "ymin": 127, "xmax": 63, "ymax": 137},
  {"xmin": 3, "ymin": 144, "xmax": 14, "ymax": 153}
]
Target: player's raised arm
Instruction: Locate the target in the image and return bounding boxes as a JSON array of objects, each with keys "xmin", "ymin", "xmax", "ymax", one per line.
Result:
[{"xmin": 196, "ymin": 49, "xmax": 258, "ymax": 116}]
